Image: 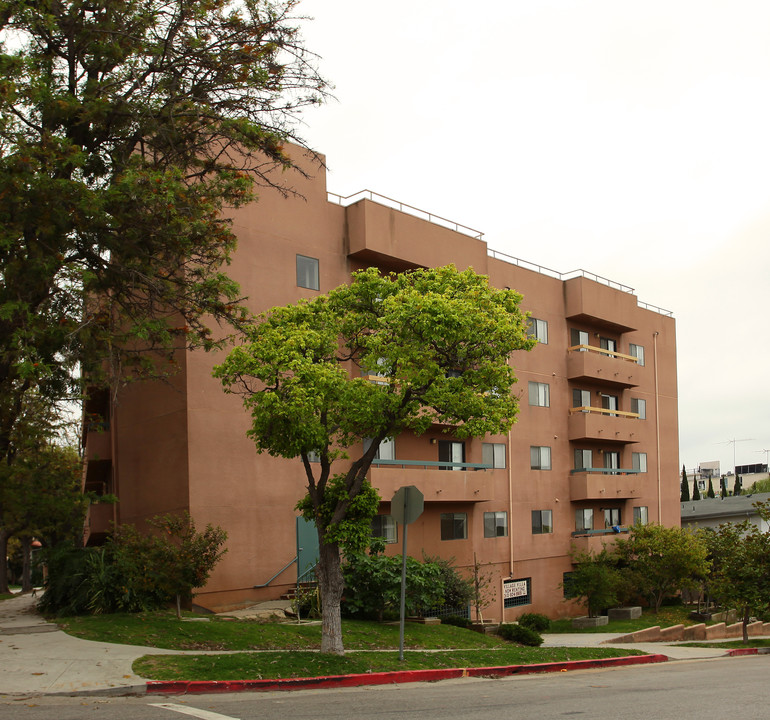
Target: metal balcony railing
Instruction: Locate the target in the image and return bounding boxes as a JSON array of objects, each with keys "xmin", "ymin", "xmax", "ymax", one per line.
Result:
[
  {"xmin": 570, "ymin": 467, "xmax": 642, "ymax": 475},
  {"xmin": 567, "ymin": 344, "xmax": 640, "ymax": 363},
  {"xmin": 571, "ymin": 527, "xmax": 629, "ymax": 538},
  {"xmin": 371, "ymin": 458, "xmax": 492, "ymax": 471}
]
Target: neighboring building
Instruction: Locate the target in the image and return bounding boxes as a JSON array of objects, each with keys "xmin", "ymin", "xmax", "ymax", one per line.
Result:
[
  {"xmin": 681, "ymin": 492, "xmax": 770, "ymax": 532},
  {"xmin": 82, "ymin": 148, "xmax": 680, "ymax": 620}
]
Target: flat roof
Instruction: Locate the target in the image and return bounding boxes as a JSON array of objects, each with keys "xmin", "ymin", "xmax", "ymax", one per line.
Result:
[{"xmin": 680, "ymin": 492, "xmax": 770, "ymax": 521}]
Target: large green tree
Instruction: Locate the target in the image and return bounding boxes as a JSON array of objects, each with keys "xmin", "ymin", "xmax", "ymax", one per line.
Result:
[
  {"xmin": 0, "ymin": 0, "xmax": 325, "ymax": 555},
  {"xmin": 706, "ymin": 505, "xmax": 770, "ymax": 643},
  {"xmin": 214, "ymin": 266, "xmax": 535, "ymax": 654},
  {"xmin": 615, "ymin": 523, "xmax": 709, "ymax": 613}
]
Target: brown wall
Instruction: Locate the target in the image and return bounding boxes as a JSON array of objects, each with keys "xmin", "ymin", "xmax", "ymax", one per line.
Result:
[{"xmin": 93, "ymin": 148, "xmax": 680, "ymax": 618}]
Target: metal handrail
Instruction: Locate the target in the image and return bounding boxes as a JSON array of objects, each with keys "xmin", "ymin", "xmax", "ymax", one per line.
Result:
[
  {"xmin": 327, "ymin": 190, "xmax": 484, "ymax": 239},
  {"xmin": 253, "ymin": 555, "xmax": 297, "ymax": 588},
  {"xmin": 567, "ymin": 344, "xmax": 640, "ymax": 363},
  {"xmin": 571, "ymin": 527, "xmax": 629, "ymax": 537},
  {"xmin": 570, "ymin": 467, "xmax": 642, "ymax": 475},
  {"xmin": 371, "ymin": 458, "xmax": 493, "ymax": 471},
  {"xmin": 569, "ymin": 406, "xmax": 640, "ymax": 419},
  {"xmin": 327, "ymin": 191, "xmax": 674, "ymax": 317}
]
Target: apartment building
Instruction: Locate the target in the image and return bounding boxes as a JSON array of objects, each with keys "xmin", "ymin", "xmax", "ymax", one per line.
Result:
[{"xmin": 82, "ymin": 148, "xmax": 680, "ymax": 620}]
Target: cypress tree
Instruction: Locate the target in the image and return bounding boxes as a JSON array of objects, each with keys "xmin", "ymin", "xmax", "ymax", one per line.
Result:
[
  {"xmin": 693, "ymin": 478, "xmax": 701, "ymax": 500},
  {"xmin": 681, "ymin": 465, "xmax": 690, "ymax": 501},
  {"xmin": 707, "ymin": 477, "xmax": 716, "ymax": 498}
]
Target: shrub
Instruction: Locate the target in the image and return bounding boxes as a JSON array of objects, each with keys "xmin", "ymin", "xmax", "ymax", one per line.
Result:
[
  {"xmin": 498, "ymin": 623, "xmax": 544, "ymax": 646},
  {"xmin": 517, "ymin": 612, "xmax": 550, "ymax": 632},
  {"xmin": 442, "ymin": 614, "xmax": 472, "ymax": 629}
]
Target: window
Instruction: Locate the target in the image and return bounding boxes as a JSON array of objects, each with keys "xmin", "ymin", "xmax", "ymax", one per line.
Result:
[
  {"xmin": 364, "ymin": 437, "xmax": 395, "ymax": 461},
  {"xmin": 600, "ymin": 393, "xmax": 618, "ymax": 416},
  {"xmin": 531, "ymin": 510, "xmax": 553, "ymax": 534},
  {"xmin": 629, "ymin": 343, "xmax": 645, "ymax": 366},
  {"xmin": 307, "ymin": 449, "xmax": 321, "ymax": 463},
  {"xmin": 562, "ymin": 572, "xmax": 575, "ymax": 599},
  {"xmin": 570, "ymin": 328, "xmax": 589, "ymax": 349},
  {"xmin": 530, "ymin": 446, "xmax": 552, "ymax": 470},
  {"xmin": 631, "ymin": 398, "xmax": 646, "ymax": 419},
  {"xmin": 575, "ymin": 508, "xmax": 594, "ymax": 532},
  {"xmin": 527, "ymin": 318, "xmax": 548, "ymax": 344},
  {"xmin": 698, "ymin": 480, "xmax": 706, "ymax": 491},
  {"xmin": 572, "ymin": 388, "xmax": 591, "ymax": 411},
  {"xmin": 600, "ymin": 337, "xmax": 617, "ymax": 354},
  {"xmin": 362, "ymin": 357, "xmax": 389, "ymax": 385},
  {"xmin": 633, "ymin": 506, "xmax": 648, "ymax": 525},
  {"xmin": 528, "ymin": 381, "xmax": 550, "ymax": 407},
  {"xmin": 503, "ymin": 577, "xmax": 532, "ymax": 608},
  {"xmin": 482, "ymin": 443, "xmax": 506, "ymax": 469},
  {"xmin": 604, "ymin": 507, "xmax": 621, "ymax": 528},
  {"xmin": 441, "ymin": 512, "xmax": 467, "ymax": 540},
  {"xmin": 484, "ymin": 511, "xmax": 508, "ymax": 538},
  {"xmin": 632, "ymin": 452, "xmax": 648, "ymax": 473},
  {"xmin": 603, "ymin": 451, "xmax": 620, "ymax": 474},
  {"xmin": 438, "ymin": 440, "xmax": 465, "ymax": 471},
  {"xmin": 574, "ymin": 449, "xmax": 593, "ymax": 471},
  {"xmin": 371, "ymin": 515, "xmax": 397, "ymax": 543},
  {"xmin": 296, "ymin": 254, "xmax": 319, "ymax": 290}
]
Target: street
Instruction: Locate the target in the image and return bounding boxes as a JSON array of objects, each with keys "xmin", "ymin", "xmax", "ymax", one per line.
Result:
[{"xmin": 1, "ymin": 655, "xmax": 768, "ymax": 719}]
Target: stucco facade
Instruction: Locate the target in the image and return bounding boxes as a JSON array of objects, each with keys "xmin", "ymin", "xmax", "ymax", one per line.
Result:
[{"xmin": 82, "ymin": 148, "xmax": 680, "ymax": 620}]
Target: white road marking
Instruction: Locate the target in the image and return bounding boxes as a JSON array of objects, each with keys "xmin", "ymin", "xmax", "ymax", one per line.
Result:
[{"xmin": 149, "ymin": 702, "xmax": 240, "ymax": 720}]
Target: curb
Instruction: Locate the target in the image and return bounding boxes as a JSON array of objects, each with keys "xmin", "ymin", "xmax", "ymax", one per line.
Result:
[
  {"xmin": 726, "ymin": 647, "xmax": 770, "ymax": 656},
  {"xmin": 147, "ymin": 654, "xmax": 668, "ymax": 695}
]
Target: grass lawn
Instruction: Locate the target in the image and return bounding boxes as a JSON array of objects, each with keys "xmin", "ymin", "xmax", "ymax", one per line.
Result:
[
  {"xmin": 548, "ymin": 605, "xmax": 700, "ymax": 635},
  {"xmin": 134, "ymin": 646, "xmax": 645, "ymax": 682},
  {"xmin": 54, "ymin": 611, "xmax": 645, "ymax": 682}
]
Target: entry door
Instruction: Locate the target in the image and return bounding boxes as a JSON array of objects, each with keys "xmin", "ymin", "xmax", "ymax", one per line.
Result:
[
  {"xmin": 438, "ymin": 440, "xmax": 465, "ymax": 471},
  {"xmin": 296, "ymin": 517, "xmax": 319, "ymax": 580}
]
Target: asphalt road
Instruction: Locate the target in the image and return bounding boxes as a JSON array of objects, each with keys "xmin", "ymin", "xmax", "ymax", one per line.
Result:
[{"xmin": 2, "ymin": 655, "xmax": 768, "ymax": 720}]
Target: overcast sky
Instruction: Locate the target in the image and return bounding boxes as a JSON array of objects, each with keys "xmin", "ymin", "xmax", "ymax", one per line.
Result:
[{"xmin": 295, "ymin": 0, "xmax": 770, "ymax": 476}]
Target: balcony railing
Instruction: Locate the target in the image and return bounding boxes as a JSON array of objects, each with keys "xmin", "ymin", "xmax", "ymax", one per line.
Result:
[
  {"xmin": 371, "ymin": 458, "xmax": 492, "ymax": 471},
  {"xmin": 571, "ymin": 467, "xmax": 642, "ymax": 475},
  {"xmin": 571, "ymin": 527, "xmax": 629, "ymax": 538},
  {"xmin": 567, "ymin": 344, "xmax": 640, "ymax": 363},
  {"xmin": 569, "ymin": 407, "xmax": 640, "ymax": 420}
]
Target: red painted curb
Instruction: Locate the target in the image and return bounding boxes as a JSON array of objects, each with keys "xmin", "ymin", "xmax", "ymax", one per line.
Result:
[
  {"xmin": 146, "ymin": 654, "xmax": 668, "ymax": 695},
  {"xmin": 727, "ymin": 648, "xmax": 758, "ymax": 656}
]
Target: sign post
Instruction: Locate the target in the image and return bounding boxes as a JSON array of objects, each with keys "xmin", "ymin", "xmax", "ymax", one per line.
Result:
[{"xmin": 391, "ymin": 486, "xmax": 424, "ymax": 661}]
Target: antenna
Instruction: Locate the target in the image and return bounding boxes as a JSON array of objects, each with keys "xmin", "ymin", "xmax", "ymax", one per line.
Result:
[{"xmin": 717, "ymin": 438, "xmax": 755, "ymax": 475}]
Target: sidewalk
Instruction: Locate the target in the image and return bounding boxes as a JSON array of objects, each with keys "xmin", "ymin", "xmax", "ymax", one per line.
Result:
[{"xmin": 0, "ymin": 594, "xmax": 746, "ymax": 697}]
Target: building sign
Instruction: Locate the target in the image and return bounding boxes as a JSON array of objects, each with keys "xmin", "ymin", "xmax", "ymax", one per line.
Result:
[{"xmin": 503, "ymin": 578, "xmax": 529, "ymax": 599}]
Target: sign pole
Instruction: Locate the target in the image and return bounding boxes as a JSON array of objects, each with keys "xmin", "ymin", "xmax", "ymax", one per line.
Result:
[{"xmin": 398, "ymin": 520, "xmax": 408, "ymax": 661}]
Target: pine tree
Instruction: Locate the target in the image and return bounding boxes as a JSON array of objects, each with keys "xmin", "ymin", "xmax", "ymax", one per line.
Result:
[
  {"xmin": 681, "ymin": 465, "xmax": 690, "ymax": 501},
  {"xmin": 693, "ymin": 477, "xmax": 701, "ymax": 500},
  {"xmin": 707, "ymin": 477, "xmax": 716, "ymax": 498}
]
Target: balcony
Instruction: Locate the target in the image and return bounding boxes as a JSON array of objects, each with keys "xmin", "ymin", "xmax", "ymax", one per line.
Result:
[
  {"xmin": 84, "ymin": 429, "xmax": 111, "ymax": 461},
  {"xmin": 570, "ymin": 468, "xmax": 643, "ymax": 501},
  {"xmin": 564, "ymin": 276, "xmax": 637, "ymax": 333},
  {"xmin": 568, "ymin": 407, "xmax": 640, "ymax": 444},
  {"xmin": 570, "ymin": 528, "xmax": 630, "ymax": 555},
  {"xmin": 83, "ymin": 502, "xmax": 115, "ymax": 545},
  {"xmin": 369, "ymin": 459, "xmax": 495, "ymax": 502},
  {"xmin": 567, "ymin": 345, "xmax": 639, "ymax": 388}
]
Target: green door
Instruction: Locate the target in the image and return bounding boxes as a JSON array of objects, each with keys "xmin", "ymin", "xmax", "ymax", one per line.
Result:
[{"xmin": 296, "ymin": 517, "xmax": 319, "ymax": 581}]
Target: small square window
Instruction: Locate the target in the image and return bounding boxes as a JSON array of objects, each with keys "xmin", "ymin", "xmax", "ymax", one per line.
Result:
[
  {"xmin": 530, "ymin": 446, "xmax": 551, "ymax": 470},
  {"xmin": 531, "ymin": 510, "xmax": 553, "ymax": 534},
  {"xmin": 632, "ymin": 452, "xmax": 647, "ymax": 473},
  {"xmin": 528, "ymin": 381, "xmax": 550, "ymax": 407},
  {"xmin": 371, "ymin": 515, "xmax": 397, "ymax": 543},
  {"xmin": 631, "ymin": 398, "xmax": 646, "ymax": 419},
  {"xmin": 296, "ymin": 254, "xmax": 319, "ymax": 290},
  {"xmin": 527, "ymin": 318, "xmax": 548, "ymax": 344},
  {"xmin": 629, "ymin": 343, "xmax": 645, "ymax": 366},
  {"xmin": 575, "ymin": 508, "xmax": 593, "ymax": 532},
  {"xmin": 633, "ymin": 506, "xmax": 648, "ymax": 526},
  {"xmin": 484, "ymin": 511, "xmax": 508, "ymax": 538},
  {"xmin": 441, "ymin": 512, "xmax": 467, "ymax": 540},
  {"xmin": 482, "ymin": 442, "xmax": 506, "ymax": 469}
]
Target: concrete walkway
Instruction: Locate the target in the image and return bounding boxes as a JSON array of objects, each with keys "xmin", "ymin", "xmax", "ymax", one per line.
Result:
[{"xmin": 0, "ymin": 594, "xmax": 746, "ymax": 697}]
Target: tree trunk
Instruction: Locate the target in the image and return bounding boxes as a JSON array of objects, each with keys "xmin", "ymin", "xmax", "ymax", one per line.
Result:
[
  {"xmin": 0, "ymin": 528, "xmax": 9, "ymax": 594},
  {"xmin": 316, "ymin": 540, "xmax": 345, "ymax": 655},
  {"xmin": 742, "ymin": 607, "xmax": 750, "ymax": 644},
  {"xmin": 21, "ymin": 536, "xmax": 32, "ymax": 593}
]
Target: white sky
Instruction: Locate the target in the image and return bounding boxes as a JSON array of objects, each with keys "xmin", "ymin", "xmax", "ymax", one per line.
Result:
[{"xmin": 295, "ymin": 0, "xmax": 770, "ymax": 476}]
